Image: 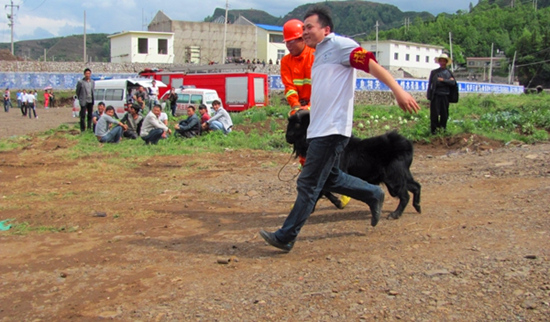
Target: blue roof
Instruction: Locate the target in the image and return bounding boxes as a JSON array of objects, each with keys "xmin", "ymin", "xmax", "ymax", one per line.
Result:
[{"xmin": 255, "ymin": 24, "xmax": 283, "ymax": 32}]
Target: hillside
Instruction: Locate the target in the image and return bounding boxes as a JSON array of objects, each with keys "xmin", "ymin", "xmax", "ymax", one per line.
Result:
[
  {"xmin": 205, "ymin": 1, "xmax": 434, "ymax": 37},
  {"xmin": 0, "ymin": 33, "xmax": 110, "ymax": 62},
  {"xmin": 375, "ymin": 0, "xmax": 550, "ymax": 87}
]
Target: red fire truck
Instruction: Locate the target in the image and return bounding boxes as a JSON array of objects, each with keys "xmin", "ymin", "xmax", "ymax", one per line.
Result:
[{"xmin": 139, "ymin": 66, "xmax": 268, "ymax": 112}]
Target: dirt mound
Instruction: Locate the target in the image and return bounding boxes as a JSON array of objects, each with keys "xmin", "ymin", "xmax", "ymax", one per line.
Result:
[{"xmin": 0, "ymin": 49, "xmax": 22, "ymax": 61}]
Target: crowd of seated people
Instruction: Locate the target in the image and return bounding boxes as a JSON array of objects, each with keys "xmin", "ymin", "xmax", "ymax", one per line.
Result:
[{"xmin": 90, "ymin": 99, "xmax": 232, "ymax": 145}]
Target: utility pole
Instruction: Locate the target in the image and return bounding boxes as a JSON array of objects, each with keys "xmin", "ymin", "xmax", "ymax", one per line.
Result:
[
  {"xmin": 402, "ymin": 17, "xmax": 410, "ymax": 33},
  {"xmin": 142, "ymin": 8, "xmax": 145, "ymax": 30},
  {"xmin": 488, "ymin": 43, "xmax": 494, "ymax": 83},
  {"xmin": 375, "ymin": 20, "xmax": 379, "ymax": 59},
  {"xmin": 508, "ymin": 51, "xmax": 517, "ymax": 84},
  {"xmin": 5, "ymin": 0, "xmax": 19, "ymax": 55},
  {"xmin": 83, "ymin": 10, "xmax": 87, "ymax": 63},
  {"xmin": 222, "ymin": 0, "xmax": 228, "ymax": 64},
  {"xmin": 449, "ymin": 32, "xmax": 454, "ymax": 72}
]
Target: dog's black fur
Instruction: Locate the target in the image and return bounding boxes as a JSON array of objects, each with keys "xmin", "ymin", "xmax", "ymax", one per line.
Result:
[{"xmin": 286, "ymin": 110, "xmax": 421, "ymax": 219}]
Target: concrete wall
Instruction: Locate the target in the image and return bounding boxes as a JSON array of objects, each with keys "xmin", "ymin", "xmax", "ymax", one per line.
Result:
[
  {"xmin": 149, "ymin": 20, "xmax": 257, "ymax": 65},
  {"xmin": 110, "ymin": 36, "xmax": 132, "ymax": 63}
]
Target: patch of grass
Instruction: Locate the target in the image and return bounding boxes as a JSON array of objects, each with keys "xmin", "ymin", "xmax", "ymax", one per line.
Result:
[
  {"xmin": 352, "ymin": 93, "xmax": 550, "ymax": 144},
  {"xmin": 0, "ymin": 140, "xmax": 19, "ymax": 151},
  {"xmin": 2, "ymin": 93, "xmax": 548, "ymax": 158},
  {"xmin": 10, "ymin": 222, "xmax": 67, "ymax": 235}
]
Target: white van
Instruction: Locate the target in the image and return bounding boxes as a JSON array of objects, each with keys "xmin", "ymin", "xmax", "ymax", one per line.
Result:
[
  {"xmin": 76, "ymin": 78, "xmax": 166, "ymax": 117},
  {"xmin": 160, "ymin": 88, "xmax": 221, "ymax": 116}
]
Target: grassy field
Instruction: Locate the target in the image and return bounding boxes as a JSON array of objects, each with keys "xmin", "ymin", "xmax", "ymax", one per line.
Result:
[{"xmin": 1, "ymin": 93, "xmax": 549, "ymax": 157}]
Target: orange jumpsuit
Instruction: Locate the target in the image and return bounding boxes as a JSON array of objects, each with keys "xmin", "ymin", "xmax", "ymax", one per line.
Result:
[{"xmin": 280, "ymin": 45, "xmax": 315, "ymax": 111}]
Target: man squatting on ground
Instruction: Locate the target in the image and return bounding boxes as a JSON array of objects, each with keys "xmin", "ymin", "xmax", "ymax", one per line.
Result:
[
  {"xmin": 203, "ymin": 100, "xmax": 233, "ymax": 134},
  {"xmin": 260, "ymin": 6, "xmax": 420, "ymax": 252},
  {"xmin": 140, "ymin": 104, "xmax": 171, "ymax": 145},
  {"xmin": 120, "ymin": 104, "xmax": 143, "ymax": 139},
  {"xmin": 94, "ymin": 105, "xmax": 127, "ymax": 143},
  {"xmin": 175, "ymin": 106, "xmax": 200, "ymax": 138}
]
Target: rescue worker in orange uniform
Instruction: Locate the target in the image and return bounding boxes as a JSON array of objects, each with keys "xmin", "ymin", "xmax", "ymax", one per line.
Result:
[{"xmin": 280, "ymin": 19, "xmax": 315, "ymax": 116}]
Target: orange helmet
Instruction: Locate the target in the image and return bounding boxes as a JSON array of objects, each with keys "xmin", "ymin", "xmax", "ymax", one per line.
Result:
[{"xmin": 283, "ymin": 19, "xmax": 304, "ymax": 42}]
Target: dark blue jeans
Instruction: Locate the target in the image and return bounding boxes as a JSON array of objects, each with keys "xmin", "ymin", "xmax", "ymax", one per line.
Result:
[
  {"xmin": 141, "ymin": 128, "xmax": 164, "ymax": 145},
  {"xmin": 274, "ymin": 135, "xmax": 384, "ymax": 243},
  {"xmin": 99, "ymin": 126, "xmax": 123, "ymax": 143},
  {"xmin": 170, "ymin": 102, "xmax": 177, "ymax": 117}
]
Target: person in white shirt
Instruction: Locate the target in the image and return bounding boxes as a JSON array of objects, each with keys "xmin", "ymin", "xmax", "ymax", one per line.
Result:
[
  {"xmin": 259, "ymin": 6, "xmax": 420, "ymax": 252},
  {"xmin": 140, "ymin": 104, "xmax": 171, "ymax": 144},
  {"xmin": 159, "ymin": 111, "xmax": 168, "ymax": 126},
  {"xmin": 20, "ymin": 89, "xmax": 28, "ymax": 116},
  {"xmin": 26, "ymin": 90, "xmax": 38, "ymax": 119},
  {"xmin": 148, "ymin": 80, "xmax": 159, "ymax": 111}
]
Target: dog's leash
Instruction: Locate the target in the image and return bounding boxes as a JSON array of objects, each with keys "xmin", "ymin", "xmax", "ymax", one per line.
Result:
[{"xmin": 277, "ymin": 153, "xmax": 301, "ymax": 182}]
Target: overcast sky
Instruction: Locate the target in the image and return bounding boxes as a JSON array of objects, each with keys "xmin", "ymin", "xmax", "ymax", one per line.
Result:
[{"xmin": 0, "ymin": 0, "xmax": 473, "ymax": 42}]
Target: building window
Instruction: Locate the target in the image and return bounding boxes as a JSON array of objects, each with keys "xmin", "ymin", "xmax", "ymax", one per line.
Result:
[
  {"xmin": 158, "ymin": 39, "xmax": 168, "ymax": 55},
  {"xmin": 405, "ymin": 54, "xmax": 410, "ymax": 61},
  {"xmin": 426, "ymin": 56, "xmax": 430, "ymax": 63},
  {"xmin": 227, "ymin": 48, "xmax": 241, "ymax": 59},
  {"xmin": 269, "ymin": 34, "xmax": 284, "ymax": 43},
  {"xmin": 416, "ymin": 55, "xmax": 420, "ymax": 62},
  {"xmin": 138, "ymin": 38, "xmax": 148, "ymax": 54},
  {"xmin": 394, "ymin": 53, "xmax": 398, "ymax": 60},
  {"xmin": 277, "ymin": 49, "xmax": 285, "ymax": 61}
]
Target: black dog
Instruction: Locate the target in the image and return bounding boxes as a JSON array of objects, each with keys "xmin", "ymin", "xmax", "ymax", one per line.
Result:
[{"xmin": 286, "ymin": 110, "xmax": 421, "ymax": 219}]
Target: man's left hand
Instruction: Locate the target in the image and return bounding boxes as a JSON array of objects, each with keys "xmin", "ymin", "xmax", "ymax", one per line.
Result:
[{"xmin": 394, "ymin": 89, "xmax": 420, "ymax": 114}]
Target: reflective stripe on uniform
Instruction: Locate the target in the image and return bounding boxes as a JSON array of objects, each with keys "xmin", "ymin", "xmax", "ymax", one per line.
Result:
[
  {"xmin": 285, "ymin": 90, "xmax": 298, "ymax": 98},
  {"xmin": 292, "ymin": 78, "xmax": 311, "ymax": 86}
]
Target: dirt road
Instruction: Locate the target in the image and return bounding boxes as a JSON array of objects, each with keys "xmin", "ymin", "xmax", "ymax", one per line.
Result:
[
  {"xmin": 0, "ymin": 106, "xmax": 76, "ymax": 139},
  {"xmin": 0, "ymin": 114, "xmax": 548, "ymax": 320}
]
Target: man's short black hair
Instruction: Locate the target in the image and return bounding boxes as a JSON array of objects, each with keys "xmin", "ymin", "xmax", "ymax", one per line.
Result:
[
  {"xmin": 83, "ymin": 68, "xmax": 91, "ymax": 74},
  {"xmin": 188, "ymin": 105, "xmax": 196, "ymax": 112},
  {"xmin": 105, "ymin": 105, "xmax": 115, "ymax": 112},
  {"xmin": 153, "ymin": 104, "xmax": 162, "ymax": 110},
  {"xmin": 304, "ymin": 6, "xmax": 333, "ymax": 32},
  {"xmin": 98, "ymin": 102, "xmax": 105, "ymax": 107},
  {"xmin": 198, "ymin": 104, "xmax": 207, "ymax": 110},
  {"xmin": 212, "ymin": 100, "xmax": 221, "ymax": 106}
]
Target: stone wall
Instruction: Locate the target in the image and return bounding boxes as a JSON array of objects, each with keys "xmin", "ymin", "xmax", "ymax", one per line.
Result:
[
  {"xmin": 0, "ymin": 60, "xmax": 280, "ymax": 74},
  {"xmin": 270, "ymin": 90, "xmax": 428, "ymax": 107}
]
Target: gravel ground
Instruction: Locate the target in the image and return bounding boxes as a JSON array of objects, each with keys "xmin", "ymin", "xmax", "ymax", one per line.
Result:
[{"xmin": 0, "ymin": 105, "xmax": 77, "ymax": 139}]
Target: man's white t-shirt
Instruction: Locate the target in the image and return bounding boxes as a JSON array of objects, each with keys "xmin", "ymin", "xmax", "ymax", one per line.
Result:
[{"xmin": 308, "ymin": 33, "xmax": 358, "ymax": 139}]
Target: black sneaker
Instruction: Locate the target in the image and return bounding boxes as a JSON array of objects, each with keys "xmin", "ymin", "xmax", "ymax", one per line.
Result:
[
  {"xmin": 368, "ymin": 192, "xmax": 385, "ymax": 227},
  {"xmin": 259, "ymin": 230, "xmax": 294, "ymax": 252}
]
